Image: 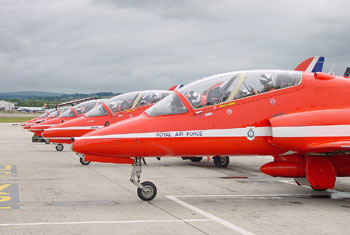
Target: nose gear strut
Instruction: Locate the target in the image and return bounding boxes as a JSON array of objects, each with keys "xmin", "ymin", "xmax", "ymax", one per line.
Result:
[{"xmin": 130, "ymin": 157, "xmax": 157, "ymax": 201}]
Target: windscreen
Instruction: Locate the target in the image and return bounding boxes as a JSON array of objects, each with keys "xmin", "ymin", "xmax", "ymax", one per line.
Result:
[
  {"xmin": 59, "ymin": 108, "xmax": 75, "ymax": 118},
  {"xmin": 135, "ymin": 91, "xmax": 172, "ymax": 107},
  {"xmin": 73, "ymin": 100, "xmax": 99, "ymax": 115},
  {"xmin": 39, "ymin": 112, "xmax": 48, "ymax": 118},
  {"xmin": 48, "ymin": 111, "xmax": 58, "ymax": 118},
  {"xmin": 145, "ymin": 93, "xmax": 187, "ymax": 116},
  {"xmin": 179, "ymin": 72, "xmax": 241, "ymax": 109},
  {"xmin": 85, "ymin": 104, "xmax": 109, "ymax": 117},
  {"xmin": 105, "ymin": 92, "xmax": 139, "ymax": 113}
]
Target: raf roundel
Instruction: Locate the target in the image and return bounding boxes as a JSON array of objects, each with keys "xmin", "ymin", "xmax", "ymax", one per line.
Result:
[{"xmin": 246, "ymin": 126, "xmax": 256, "ymax": 141}]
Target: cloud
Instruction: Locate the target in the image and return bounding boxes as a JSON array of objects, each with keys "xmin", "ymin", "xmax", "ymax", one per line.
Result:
[{"xmin": 0, "ymin": 0, "xmax": 349, "ymax": 93}]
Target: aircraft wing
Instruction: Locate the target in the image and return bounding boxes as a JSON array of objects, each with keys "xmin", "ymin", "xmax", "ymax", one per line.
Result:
[
  {"xmin": 294, "ymin": 56, "xmax": 324, "ymax": 72},
  {"xmin": 307, "ymin": 140, "xmax": 350, "ymax": 152}
]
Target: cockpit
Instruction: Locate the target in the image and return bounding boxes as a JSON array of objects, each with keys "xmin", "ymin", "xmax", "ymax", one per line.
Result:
[
  {"xmin": 39, "ymin": 109, "xmax": 55, "ymax": 118},
  {"xmin": 59, "ymin": 100, "xmax": 104, "ymax": 118},
  {"xmin": 85, "ymin": 90, "xmax": 172, "ymax": 117},
  {"xmin": 146, "ymin": 70, "xmax": 302, "ymax": 116}
]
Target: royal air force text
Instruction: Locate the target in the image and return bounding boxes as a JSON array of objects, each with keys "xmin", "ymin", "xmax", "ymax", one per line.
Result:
[{"xmin": 156, "ymin": 131, "xmax": 203, "ymax": 137}]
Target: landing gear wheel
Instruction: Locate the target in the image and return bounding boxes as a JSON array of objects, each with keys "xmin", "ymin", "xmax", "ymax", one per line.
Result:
[
  {"xmin": 213, "ymin": 156, "xmax": 230, "ymax": 168},
  {"xmin": 190, "ymin": 157, "xmax": 203, "ymax": 162},
  {"xmin": 311, "ymin": 186, "xmax": 327, "ymax": 191},
  {"xmin": 137, "ymin": 181, "xmax": 157, "ymax": 201},
  {"xmin": 55, "ymin": 144, "xmax": 64, "ymax": 151},
  {"xmin": 44, "ymin": 139, "xmax": 50, "ymax": 144},
  {"xmin": 79, "ymin": 158, "xmax": 91, "ymax": 165}
]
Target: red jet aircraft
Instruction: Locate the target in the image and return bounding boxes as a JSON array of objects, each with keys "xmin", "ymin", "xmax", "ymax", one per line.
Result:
[
  {"xmin": 29, "ymin": 107, "xmax": 71, "ymax": 142},
  {"xmin": 42, "ymin": 90, "xmax": 172, "ymax": 159},
  {"xmin": 72, "ymin": 60, "xmax": 350, "ymax": 201},
  {"xmin": 29, "ymin": 99, "xmax": 103, "ymax": 148},
  {"xmin": 22, "ymin": 108, "xmax": 56, "ymax": 129}
]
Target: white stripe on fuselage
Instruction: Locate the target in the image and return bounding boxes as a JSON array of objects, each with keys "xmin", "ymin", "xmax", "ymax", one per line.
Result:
[
  {"xmin": 45, "ymin": 126, "xmax": 104, "ymax": 131},
  {"xmin": 76, "ymin": 127, "xmax": 272, "ymax": 140},
  {"xmin": 47, "ymin": 137, "xmax": 74, "ymax": 140},
  {"xmin": 75, "ymin": 125, "xmax": 350, "ymax": 140},
  {"xmin": 272, "ymin": 125, "xmax": 350, "ymax": 137}
]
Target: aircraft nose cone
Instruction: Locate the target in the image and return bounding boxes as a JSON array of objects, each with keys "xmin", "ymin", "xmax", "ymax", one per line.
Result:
[
  {"xmin": 42, "ymin": 128, "xmax": 60, "ymax": 138},
  {"xmin": 72, "ymin": 138, "xmax": 86, "ymax": 154},
  {"xmin": 72, "ymin": 137, "xmax": 111, "ymax": 156}
]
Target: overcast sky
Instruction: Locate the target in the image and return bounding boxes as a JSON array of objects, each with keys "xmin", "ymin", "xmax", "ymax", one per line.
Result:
[{"xmin": 0, "ymin": 0, "xmax": 349, "ymax": 93}]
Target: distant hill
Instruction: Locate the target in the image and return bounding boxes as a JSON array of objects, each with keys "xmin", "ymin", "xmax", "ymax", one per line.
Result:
[
  {"xmin": 0, "ymin": 91, "xmax": 120, "ymax": 108},
  {"xmin": 0, "ymin": 91, "xmax": 64, "ymax": 99},
  {"xmin": 0, "ymin": 91, "xmax": 119, "ymax": 99}
]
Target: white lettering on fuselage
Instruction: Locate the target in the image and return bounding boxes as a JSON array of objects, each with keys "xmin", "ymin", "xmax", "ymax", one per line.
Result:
[
  {"xmin": 175, "ymin": 132, "xmax": 184, "ymax": 137},
  {"xmin": 186, "ymin": 131, "xmax": 203, "ymax": 137},
  {"xmin": 156, "ymin": 132, "xmax": 171, "ymax": 137},
  {"xmin": 156, "ymin": 131, "xmax": 203, "ymax": 138}
]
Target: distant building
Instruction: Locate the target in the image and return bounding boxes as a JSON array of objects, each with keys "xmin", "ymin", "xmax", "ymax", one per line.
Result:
[{"xmin": 0, "ymin": 100, "xmax": 15, "ymax": 111}]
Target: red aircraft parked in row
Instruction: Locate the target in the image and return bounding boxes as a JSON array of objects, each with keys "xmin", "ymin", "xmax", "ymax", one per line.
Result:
[
  {"xmin": 45, "ymin": 57, "xmax": 325, "ymax": 167},
  {"xmin": 22, "ymin": 108, "xmax": 56, "ymax": 129},
  {"xmin": 28, "ymin": 107, "xmax": 72, "ymax": 142},
  {"xmin": 42, "ymin": 90, "xmax": 172, "ymax": 158},
  {"xmin": 72, "ymin": 58, "xmax": 350, "ymax": 201},
  {"xmin": 29, "ymin": 99, "xmax": 102, "ymax": 148}
]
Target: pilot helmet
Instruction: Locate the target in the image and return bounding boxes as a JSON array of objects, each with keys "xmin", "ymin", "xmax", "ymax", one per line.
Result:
[
  {"xmin": 189, "ymin": 91, "xmax": 201, "ymax": 107},
  {"xmin": 153, "ymin": 92, "xmax": 160, "ymax": 101},
  {"xmin": 110, "ymin": 102, "xmax": 117, "ymax": 109},
  {"xmin": 260, "ymin": 73, "xmax": 273, "ymax": 86}
]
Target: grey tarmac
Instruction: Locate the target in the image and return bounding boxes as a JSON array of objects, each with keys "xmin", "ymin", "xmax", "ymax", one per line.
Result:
[{"xmin": 0, "ymin": 123, "xmax": 350, "ymax": 235}]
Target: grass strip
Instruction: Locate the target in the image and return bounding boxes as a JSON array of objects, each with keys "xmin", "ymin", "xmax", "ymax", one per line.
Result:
[{"xmin": 0, "ymin": 117, "xmax": 36, "ymax": 123}]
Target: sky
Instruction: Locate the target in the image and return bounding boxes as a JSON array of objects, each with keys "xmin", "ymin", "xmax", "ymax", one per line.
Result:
[{"xmin": 0, "ymin": 0, "xmax": 349, "ymax": 93}]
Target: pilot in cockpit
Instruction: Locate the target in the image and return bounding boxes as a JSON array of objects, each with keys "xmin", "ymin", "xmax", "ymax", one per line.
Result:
[
  {"xmin": 260, "ymin": 73, "xmax": 275, "ymax": 93},
  {"xmin": 187, "ymin": 91, "xmax": 202, "ymax": 108},
  {"xmin": 152, "ymin": 92, "xmax": 161, "ymax": 103}
]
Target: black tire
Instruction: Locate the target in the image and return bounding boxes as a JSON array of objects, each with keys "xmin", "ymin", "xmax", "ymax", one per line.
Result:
[
  {"xmin": 55, "ymin": 144, "xmax": 64, "ymax": 151},
  {"xmin": 311, "ymin": 186, "xmax": 327, "ymax": 191},
  {"xmin": 44, "ymin": 139, "xmax": 50, "ymax": 144},
  {"xmin": 213, "ymin": 156, "xmax": 230, "ymax": 168},
  {"xmin": 105, "ymin": 121, "xmax": 109, "ymax": 126},
  {"xmin": 137, "ymin": 181, "xmax": 157, "ymax": 201},
  {"xmin": 79, "ymin": 157, "xmax": 91, "ymax": 165},
  {"xmin": 190, "ymin": 157, "xmax": 203, "ymax": 162}
]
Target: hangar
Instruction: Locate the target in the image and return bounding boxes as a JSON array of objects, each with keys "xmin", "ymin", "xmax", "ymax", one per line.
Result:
[{"xmin": 0, "ymin": 100, "xmax": 15, "ymax": 111}]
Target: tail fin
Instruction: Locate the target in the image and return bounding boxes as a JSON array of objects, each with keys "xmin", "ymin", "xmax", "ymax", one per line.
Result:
[
  {"xmin": 294, "ymin": 56, "xmax": 324, "ymax": 72},
  {"xmin": 168, "ymin": 85, "xmax": 183, "ymax": 91},
  {"xmin": 344, "ymin": 67, "xmax": 350, "ymax": 77}
]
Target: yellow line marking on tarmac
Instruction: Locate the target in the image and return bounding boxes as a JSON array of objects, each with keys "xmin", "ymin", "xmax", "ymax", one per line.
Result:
[{"xmin": 0, "ymin": 184, "xmax": 11, "ymax": 203}]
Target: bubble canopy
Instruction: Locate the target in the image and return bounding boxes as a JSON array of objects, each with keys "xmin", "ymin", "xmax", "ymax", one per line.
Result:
[
  {"xmin": 146, "ymin": 70, "xmax": 301, "ymax": 116},
  {"xmin": 85, "ymin": 90, "xmax": 172, "ymax": 117},
  {"xmin": 48, "ymin": 107, "xmax": 70, "ymax": 118},
  {"xmin": 59, "ymin": 99, "xmax": 104, "ymax": 118}
]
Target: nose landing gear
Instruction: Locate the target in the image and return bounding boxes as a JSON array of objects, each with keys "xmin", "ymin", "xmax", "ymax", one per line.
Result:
[
  {"xmin": 131, "ymin": 157, "xmax": 157, "ymax": 201},
  {"xmin": 55, "ymin": 143, "xmax": 64, "ymax": 151},
  {"xmin": 76, "ymin": 153, "xmax": 91, "ymax": 165}
]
